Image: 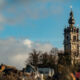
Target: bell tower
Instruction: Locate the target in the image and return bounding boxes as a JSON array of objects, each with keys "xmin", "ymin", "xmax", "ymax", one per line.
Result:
[{"xmin": 64, "ymin": 10, "xmax": 79, "ymax": 64}]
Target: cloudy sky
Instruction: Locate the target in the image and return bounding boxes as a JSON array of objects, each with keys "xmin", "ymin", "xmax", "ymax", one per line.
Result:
[{"xmin": 0, "ymin": 0, "xmax": 80, "ymax": 69}]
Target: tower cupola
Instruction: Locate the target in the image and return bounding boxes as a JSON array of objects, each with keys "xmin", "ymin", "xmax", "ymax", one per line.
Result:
[{"xmin": 68, "ymin": 10, "xmax": 75, "ymax": 26}]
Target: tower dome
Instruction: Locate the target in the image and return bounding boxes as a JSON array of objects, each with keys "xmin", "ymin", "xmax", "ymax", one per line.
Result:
[{"xmin": 68, "ymin": 10, "xmax": 75, "ymax": 25}]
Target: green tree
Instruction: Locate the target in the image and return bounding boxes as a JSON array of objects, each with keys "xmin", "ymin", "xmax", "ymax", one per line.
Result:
[{"xmin": 27, "ymin": 49, "xmax": 40, "ymax": 68}]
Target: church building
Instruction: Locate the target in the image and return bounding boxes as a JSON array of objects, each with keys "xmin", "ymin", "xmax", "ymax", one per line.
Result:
[
  {"xmin": 64, "ymin": 10, "xmax": 80, "ymax": 64},
  {"xmin": 58, "ymin": 9, "xmax": 80, "ymax": 65}
]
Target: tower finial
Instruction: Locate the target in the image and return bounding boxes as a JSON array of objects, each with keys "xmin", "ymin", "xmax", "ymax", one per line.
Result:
[
  {"xmin": 70, "ymin": 5, "xmax": 72, "ymax": 10},
  {"xmin": 68, "ymin": 6, "xmax": 75, "ymax": 26},
  {"xmin": 70, "ymin": 5, "xmax": 73, "ymax": 16}
]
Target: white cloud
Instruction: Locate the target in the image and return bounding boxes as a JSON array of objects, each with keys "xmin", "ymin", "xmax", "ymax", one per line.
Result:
[
  {"xmin": 0, "ymin": 14, "xmax": 5, "ymax": 30},
  {"xmin": 0, "ymin": 38, "xmax": 53, "ymax": 69},
  {"xmin": 23, "ymin": 39, "xmax": 33, "ymax": 48},
  {"xmin": 0, "ymin": 0, "xmax": 73, "ymax": 28},
  {"xmin": 33, "ymin": 42, "xmax": 53, "ymax": 52},
  {"xmin": 0, "ymin": 0, "xmax": 5, "ymax": 6},
  {"xmin": 0, "ymin": 14, "xmax": 5, "ymax": 23},
  {"xmin": 0, "ymin": 0, "xmax": 64, "ymax": 27},
  {"xmin": 10, "ymin": 54, "xmax": 28, "ymax": 69}
]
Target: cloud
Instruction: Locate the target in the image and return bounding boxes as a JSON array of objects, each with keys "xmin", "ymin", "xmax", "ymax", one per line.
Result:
[
  {"xmin": 0, "ymin": 0, "xmax": 65, "ymax": 27},
  {"xmin": 23, "ymin": 39, "xmax": 33, "ymax": 48},
  {"xmin": 0, "ymin": 14, "xmax": 5, "ymax": 23},
  {"xmin": 0, "ymin": 26, "xmax": 4, "ymax": 31},
  {"xmin": 0, "ymin": 0, "xmax": 74, "ymax": 27},
  {"xmin": 33, "ymin": 42, "xmax": 53, "ymax": 52},
  {"xmin": 0, "ymin": 38, "xmax": 53, "ymax": 69},
  {"xmin": 0, "ymin": 14, "xmax": 5, "ymax": 30}
]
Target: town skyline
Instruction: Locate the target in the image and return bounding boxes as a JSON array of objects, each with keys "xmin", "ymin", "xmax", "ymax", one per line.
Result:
[
  {"xmin": 1, "ymin": 0, "xmax": 80, "ymax": 48},
  {"xmin": 0, "ymin": 0, "xmax": 80, "ymax": 69}
]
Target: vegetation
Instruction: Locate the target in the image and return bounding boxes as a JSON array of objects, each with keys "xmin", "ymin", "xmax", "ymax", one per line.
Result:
[
  {"xmin": 0, "ymin": 72, "xmax": 22, "ymax": 80},
  {"xmin": 1, "ymin": 48, "xmax": 80, "ymax": 80},
  {"xmin": 27, "ymin": 49, "xmax": 40, "ymax": 68},
  {"xmin": 26, "ymin": 48, "xmax": 58, "ymax": 69}
]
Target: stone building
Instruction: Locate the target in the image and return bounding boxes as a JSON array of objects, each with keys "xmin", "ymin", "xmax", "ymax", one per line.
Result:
[
  {"xmin": 64, "ymin": 9, "xmax": 80, "ymax": 65},
  {"xmin": 58, "ymin": 9, "xmax": 80, "ymax": 65}
]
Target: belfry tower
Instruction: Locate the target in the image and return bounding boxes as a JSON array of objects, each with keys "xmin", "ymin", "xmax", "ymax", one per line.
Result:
[{"xmin": 64, "ymin": 10, "xmax": 79, "ymax": 64}]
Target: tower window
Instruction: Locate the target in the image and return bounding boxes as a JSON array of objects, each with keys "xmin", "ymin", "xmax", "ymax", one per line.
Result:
[
  {"xmin": 66, "ymin": 36, "xmax": 69, "ymax": 40},
  {"xmin": 73, "ymin": 36, "xmax": 76, "ymax": 42}
]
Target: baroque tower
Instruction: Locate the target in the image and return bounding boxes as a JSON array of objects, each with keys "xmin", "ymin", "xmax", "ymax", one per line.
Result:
[{"xmin": 64, "ymin": 10, "xmax": 79, "ymax": 64}]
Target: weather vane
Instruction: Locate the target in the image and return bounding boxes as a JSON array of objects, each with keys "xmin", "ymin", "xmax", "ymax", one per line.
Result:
[
  {"xmin": 70, "ymin": 5, "xmax": 73, "ymax": 11},
  {"xmin": 70, "ymin": 5, "xmax": 72, "ymax": 9}
]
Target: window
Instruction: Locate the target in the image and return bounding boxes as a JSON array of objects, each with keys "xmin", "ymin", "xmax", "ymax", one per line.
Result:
[
  {"xmin": 73, "ymin": 36, "xmax": 76, "ymax": 42},
  {"xmin": 66, "ymin": 36, "xmax": 69, "ymax": 40}
]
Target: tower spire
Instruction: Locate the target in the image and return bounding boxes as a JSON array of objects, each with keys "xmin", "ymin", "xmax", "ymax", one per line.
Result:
[{"xmin": 68, "ymin": 6, "xmax": 75, "ymax": 26}]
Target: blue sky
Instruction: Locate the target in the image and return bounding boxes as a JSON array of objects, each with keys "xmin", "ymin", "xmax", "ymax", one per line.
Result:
[
  {"xmin": 0, "ymin": 0, "xmax": 80, "ymax": 68},
  {"xmin": 0, "ymin": 0, "xmax": 80, "ymax": 48}
]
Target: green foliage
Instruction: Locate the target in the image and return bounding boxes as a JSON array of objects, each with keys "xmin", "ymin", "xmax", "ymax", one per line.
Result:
[{"xmin": 27, "ymin": 49, "xmax": 58, "ymax": 68}]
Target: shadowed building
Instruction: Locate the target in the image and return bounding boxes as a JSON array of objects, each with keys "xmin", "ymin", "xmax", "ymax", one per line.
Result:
[
  {"xmin": 64, "ymin": 10, "xmax": 79, "ymax": 65},
  {"xmin": 56, "ymin": 10, "xmax": 80, "ymax": 80},
  {"xmin": 58, "ymin": 9, "xmax": 80, "ymax": 66}
]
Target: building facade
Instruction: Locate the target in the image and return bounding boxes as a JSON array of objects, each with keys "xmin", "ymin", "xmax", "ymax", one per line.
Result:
[{"xmin": 64, "ymin": 10, "xmax": 79, "ymax": 64}]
